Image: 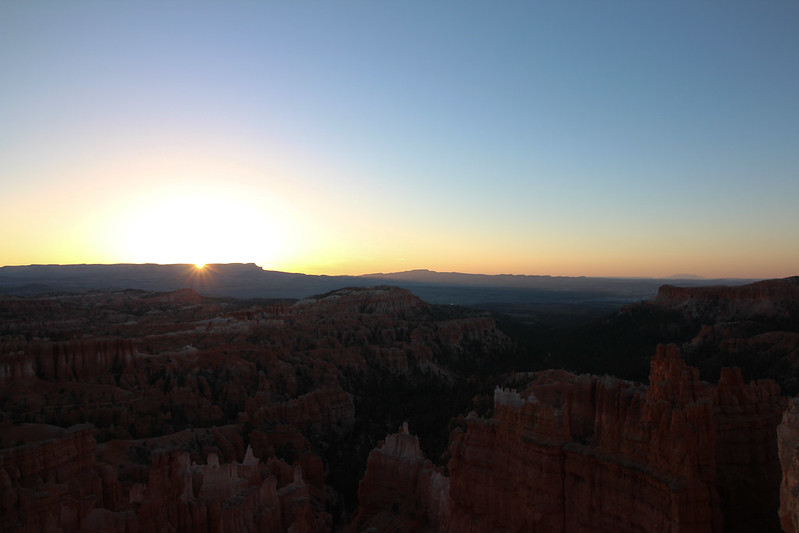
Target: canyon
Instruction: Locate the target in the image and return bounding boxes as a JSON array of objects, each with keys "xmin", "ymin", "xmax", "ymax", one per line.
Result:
[
  {"xmin": 1, "ymin": 276, "xmax": 798, "ymax": 531},
  {"xmin": 0, "ymin": 286, "xmax": 507, "ymax": 531},
  {"xmin": 354, "ymin": 345, "xmax": 787, "ymax": 532}
]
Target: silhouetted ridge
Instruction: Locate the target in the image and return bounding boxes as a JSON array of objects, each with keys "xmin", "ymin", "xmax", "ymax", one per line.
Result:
[
  {"xmin": 652, "ymin": 276, "xmax": 799, "ymax": 319},
  {"xmin": 299, "ymin": 286, "xmax": 427, "ymax": 315}
]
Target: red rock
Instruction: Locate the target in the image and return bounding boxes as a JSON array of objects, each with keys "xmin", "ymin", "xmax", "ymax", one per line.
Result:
[
  {"xmin": 0, "ymin": 425, "xmax": 103, "ymax": 532},
  {"xmin": 295, "ymin": 286, "xmax": 429, "ymax": 316},
  {"xmin": 129, "ymin": 445, "xmax": 328, "ymax": 532},
  {"xmin": 351, "ymin": 345, "xmax": 785, "ymax": 533},
  {"xmin": 349, "ymin": 422, "xmax": 449, "ymax": 533},
  {"xmin": 0, "ymin": 285, "xmax": 614, "ymax": 531},
  {"xmin": 779, "ymin": 398, "xmax": 799, "ymax": 532},
  {"xmin": 257, "ymin": 386, "xmax": 355, "ymax": 430},
  {"xmin": 713, "ymin": 367, "xmax": 785, "ymax": 531},
  {"xmin": 0, "ymin": 338, "xmax": 136, "ymax": 384},
  {"xmin": 652, "ymin": 277, "xmax": 799, "ymax": 320}
]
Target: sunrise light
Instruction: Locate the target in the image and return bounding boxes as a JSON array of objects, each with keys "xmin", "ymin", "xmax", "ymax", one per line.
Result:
[
  {"xmin": 107, "ymin": 178, "xmax": 302, "ymax": 269},
  {"xmin": 1, "ymin": 2, "xmax": 797, "ymax": 279}
]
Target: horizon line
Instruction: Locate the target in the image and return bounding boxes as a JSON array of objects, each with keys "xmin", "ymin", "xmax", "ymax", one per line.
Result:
[{"xmin": 0, "ymin": 262, "xmax": 773, "ymax": 281}]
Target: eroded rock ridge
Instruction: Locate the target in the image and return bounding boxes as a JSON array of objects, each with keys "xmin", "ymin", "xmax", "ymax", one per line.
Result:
[
  {"xmin": 1, "ymin": 286, "xmax": 509, "ymax": 532},
  {"xmin": 354, "ymin": 345, "xmax": 785, "ymax": 532}
]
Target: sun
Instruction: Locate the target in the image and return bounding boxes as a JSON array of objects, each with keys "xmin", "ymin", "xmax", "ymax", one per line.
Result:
[{"xmin": 116, "ymin": 182, "xmax": 296, "ymax": 267}]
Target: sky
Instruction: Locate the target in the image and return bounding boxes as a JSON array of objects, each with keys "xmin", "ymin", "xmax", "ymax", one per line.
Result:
[{"xmin": 1, "ymin": 1, "xmax": 797, "ymax": 279}]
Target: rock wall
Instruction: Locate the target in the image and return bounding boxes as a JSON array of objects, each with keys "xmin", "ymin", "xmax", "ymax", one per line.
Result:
[
  {"xmin": 296, "ymin": 286, "xmax": 429, "ymax": 316},
  {"xmin": 779, "ymin": 398, "xmax": 799, "ymax": 533},
  {"xmin": 0, "ymin": 425, "xmax": 328, "ymax": 533},
  {"xmin": 348, "ymin": 422, "xmax": 449, "ymax": 533},
  {"xmin": 713, "ymin": 367, "xmax": 785, "ymax": 531},
  {"xmin": 446, "ymin": 346, "xmax": 724, "ymax": 532},
  {"xmin": 127, "ymin": 449, "xmax": 327, "ymax": 533},
  {"xmin": 256, "ymin": 386, "xmax": 355, "ymax": 430},
  {"xmin": 0, "ymin": 338, "xmax": 136, "ymax": 383},
  {"xmin": 652, "ymin": 277, "xmax": 799, "ymax": 320},
  {"xmin": 0, "ymin": 425, "xmax": 105, "ymax": 532},
  {"xmin": 353, "ymin": 345, "xmax": 786, "ymax": 533},
  {"xmin": 1, "ymin": 286, "xmax": 513, "ymax": 531}
]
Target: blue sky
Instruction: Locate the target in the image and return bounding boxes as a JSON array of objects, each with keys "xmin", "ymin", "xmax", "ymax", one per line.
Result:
[{"xmin": 2, "ymin": 1, "xmax": 797, "ymax": 277}]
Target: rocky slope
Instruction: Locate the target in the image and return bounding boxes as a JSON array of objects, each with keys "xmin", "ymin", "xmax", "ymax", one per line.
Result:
[
  {"xmin": 347, "ymin": 422, "xmax": 450, "ymax": 533},
  {"xmin": 537, "ymin": 276, "xmax": 799, "ymax": 393},
  {"xmin": 0, "ymin": 423, "xmax": 324, "ymax": 532},
  {"xmin": 0, "ymin": 286, "xmax": 510, "ymax": 531},
  {"xmin": 3, "ymin": 278, "xmax": 798, "ymax": 532},
  {"xmin": 652, "ymin": 277, "xmax": 799, "ymax": 320},
  {"xmin": 779, "ymin": 398, "xmax": 799, "ymax": 532},
  {"xmin": 352, "ymin": 345, "xmax": 786, "ymax": 532},
  {"xmin": 661, "ymin": 278, "xmax": 799, "ymax": 395}
]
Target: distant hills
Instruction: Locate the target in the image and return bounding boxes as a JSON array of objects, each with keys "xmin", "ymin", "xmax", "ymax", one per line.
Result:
[
  {"xmin": 663, "ymin": 273, "xmax": 706, "ymax": 280},
  {"xmin": 0, "ymin": 263, "xmax": 757, "ymax": 318}
]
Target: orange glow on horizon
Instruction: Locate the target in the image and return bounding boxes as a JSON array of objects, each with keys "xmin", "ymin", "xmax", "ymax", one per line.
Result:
[{"xmin": 103, "ymin": 179, "xmax": 305, "ymax": 269}]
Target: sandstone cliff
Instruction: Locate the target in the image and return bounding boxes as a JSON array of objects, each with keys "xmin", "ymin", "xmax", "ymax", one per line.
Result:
[
  {"xmin": 353, "ymin": 345, "xmax": 785, "ymax": 532},
  {"xmin": 652, "ymin": 277, "xmax": 799, "ymax": 321},
  {"xmin": 0, "ymin": 425, "xmax": 104, "ymax": 532},
  {"xmin": 0, "ymin": 423, "xmax": 327, "ymax": 533},
  {"xmin": 0, "ymin": 286, "xmax": 511, "ymax": 530},
  {"xmin": 447, "ymin": 345, "xmax": 723, "ymax": 532},
  {"xmin": 778, "ymin": 398, "xmax": 799, "ymax": 532},
  {"xmin": 0, "ymin": 338, "xmax": 136, "ymax": 383},
  {"xmin": 575, "ymin": 276, "xmax": 799, "ymax": 394},
  {"xmin": 6, "ymin": 282, "xmax": 793, "ymax": 532},
  {"xmin": 348, "ymin": 422, "xmax": 449, "ymax": 532}
]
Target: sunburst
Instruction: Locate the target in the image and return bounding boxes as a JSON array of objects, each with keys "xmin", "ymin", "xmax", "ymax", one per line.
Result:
[{"xmin": 119, "ymin": 184, "xmax": 292, "ymax": 268}]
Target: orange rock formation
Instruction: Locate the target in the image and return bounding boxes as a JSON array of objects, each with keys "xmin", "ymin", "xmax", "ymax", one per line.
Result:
[
  {"xmin": 1, "ymin": 286, "xmax": 510, "ymax": 531},
  {"xmin": 353, "ymin": 345, "xmax": 785, "ymax": 532}
]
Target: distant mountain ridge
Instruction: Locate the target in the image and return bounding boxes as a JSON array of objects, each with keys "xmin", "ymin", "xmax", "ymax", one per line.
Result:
[
  {"xmin": 0, "ymin": 263, "xmax": 758, "ymax": 312},
  {"xmin": 361, "ymin": 268, "xmax": 723, "ymax": 287},
  {"xmin": 664, "ymin": 273, "xmax": 706, "ymax": 280},
  {"xmin": 0, "ymin": 263, "xmax": 350, "ymax": 299}
]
